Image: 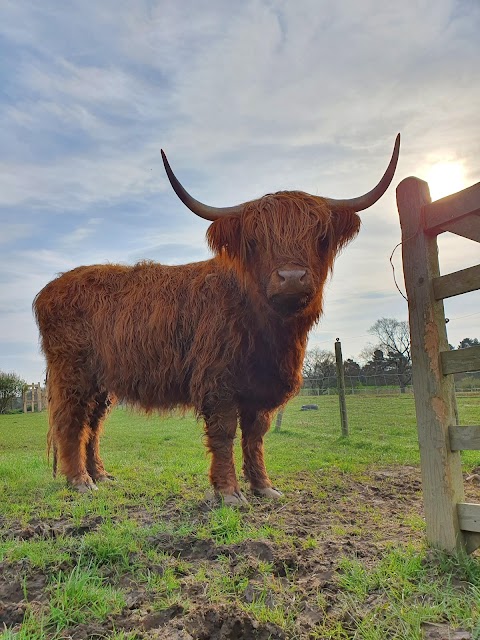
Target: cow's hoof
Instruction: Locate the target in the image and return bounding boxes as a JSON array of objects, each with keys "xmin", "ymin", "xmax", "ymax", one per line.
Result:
[
  {"xmin": 69, "ymin": 476, "xmax": 98, "ymax": 493},
  {"xmin": 95, "ymin": 473, "xmax": 116, "ymax": 484},
  {"xmin": 253, "ymin": 486, "xmax": 283, "ymax": 499},
  {"xmin": 222, "ymin": 491, "xmax": 249, "ymax": 506},
  {"xmin": 77, "ymin": 482, "xmax": 98, "ymax": 493}
]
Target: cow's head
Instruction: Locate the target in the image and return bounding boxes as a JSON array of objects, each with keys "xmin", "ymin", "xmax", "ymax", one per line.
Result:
[{"xmin": 162, "ymin": 135, "xmax": 399, "ymax": 318}]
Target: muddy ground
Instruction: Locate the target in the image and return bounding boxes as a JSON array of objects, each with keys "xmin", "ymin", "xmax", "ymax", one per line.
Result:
[{"xmin": 1, "ymin": 466, "xmax": 478, "ymax": 639}]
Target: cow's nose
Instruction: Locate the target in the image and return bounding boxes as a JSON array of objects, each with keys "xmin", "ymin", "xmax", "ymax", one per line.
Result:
[{"xmin": 277, "ymin": 269, "xmax": 306, "ymax": 285}]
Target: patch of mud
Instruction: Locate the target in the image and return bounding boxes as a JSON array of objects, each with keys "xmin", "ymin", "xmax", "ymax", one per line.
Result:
[
  {"xmin": 3, "ymin": 515, "xmax": 104, "ymax": 541},
  {"xmin": 129, "ymin": 605, "xmax": 286, "ymax": 640},
  {"xmin": 1, "ymin": 466, "xmax": 478, "ymax": 638},
  {"xmin": 182, "ymin": 606, "xmax": 286, "ymax": 640},
  {"xmin": 421, "ymin": 622, "xmax": 472, "ymax": 639},
  {"xmin": 59, "ymin": 621, "xmax": 114, "ymax": 639},
  {"xmin": 146, "ymin": 534, "xmax": 275, "ymax": 565},
  {"xmin": 0, "ymin": 571, "xmax": 48, "ymax": 627}
]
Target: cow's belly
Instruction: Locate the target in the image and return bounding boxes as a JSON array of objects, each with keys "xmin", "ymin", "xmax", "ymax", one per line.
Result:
[{"xmin": 237, "ymin": 374, "xmax": 299, "ymax": 412}]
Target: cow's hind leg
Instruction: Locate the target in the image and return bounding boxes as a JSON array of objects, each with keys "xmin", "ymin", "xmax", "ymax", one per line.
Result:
[
  {"xmin": 47, "ymin": 368, "xmax": 98, "ymax": 492},
  {"xmin": 240, "ymin": 409, "xmax": 283, "ymax": 499},
  {"xmin": 203, "ymin": 404, "xmax": 247, "ymax": 505},
  {"xmin": 86, "ymin": 391, "xmax": 116, "ymax": 483}
]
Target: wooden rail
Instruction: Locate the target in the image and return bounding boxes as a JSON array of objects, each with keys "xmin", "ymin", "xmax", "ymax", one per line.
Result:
[
  {"xmin": 440, "ymin": 346, "xmax": 480, "ymax": 375},
  {"xmin": 449, "ymin": 425, "xmax": 480, "ymax": 451},
  {"xmin": 424, "ymin": 181, "xmax": 480, "ymax": 234},
  {"xmin": 433, "ymin": 264, "xmax": 480, "ymax": 300},
  {"xmin": 397, "ymin": 176, "xmax": 480, "ymax": 554},
  {"xmin": 458, "ymin": 503, "xmax": 480, "ymax": 534}
]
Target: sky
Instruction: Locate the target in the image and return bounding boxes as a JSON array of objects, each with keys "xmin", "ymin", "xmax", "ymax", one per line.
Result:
[{"xmin": 1, "ymin": 0, "xmax": 479, "ymax": 384}]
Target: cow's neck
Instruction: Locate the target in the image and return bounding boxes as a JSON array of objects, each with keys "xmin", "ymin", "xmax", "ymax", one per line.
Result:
[{"xmin": 248, "ymin": 297, "xmax": 315, "ymax": 373}]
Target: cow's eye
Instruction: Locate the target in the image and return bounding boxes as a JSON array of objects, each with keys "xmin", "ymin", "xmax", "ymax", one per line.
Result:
[{"xmin": 317, "ymin": 236, "xmax": 328, "ymax": 254}]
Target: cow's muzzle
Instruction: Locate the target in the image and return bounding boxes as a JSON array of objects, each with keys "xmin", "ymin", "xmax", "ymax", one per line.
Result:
[{"xmin": 267, "ymin": 268, "xmax": 313, "ymax": 314}]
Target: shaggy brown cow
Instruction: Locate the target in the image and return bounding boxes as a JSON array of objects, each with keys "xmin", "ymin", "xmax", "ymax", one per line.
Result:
[{"xmin": 34, "ymin": 135, "xmax": 400, "ymax": 504}]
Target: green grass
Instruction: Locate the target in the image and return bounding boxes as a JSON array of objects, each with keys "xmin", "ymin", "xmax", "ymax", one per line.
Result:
[
  {"xmin": 1, "ymin": 395, "xmax": 478, "ymax": 517},
  {"xmin": 0, "ymin": 395, "xmax": 479, "ymax": 639},
  {"xmin": 335, "ymin": 547, "xmax": 480, "ymax": 639},
  {"xmin": 48, "ymin": 562, "xmax": 125, "ymax": 629},
  {"xmin": 199, "ymin": 505, "xmax": 278, "ymax": 544}
]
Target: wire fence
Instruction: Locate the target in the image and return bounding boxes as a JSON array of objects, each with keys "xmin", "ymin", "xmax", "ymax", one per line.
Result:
[
  {"xmin": 301, "ymin": 373, "xmax": 480, "ymax": 397},
  {"xmin": 7, "ymin": 369, "xmax": 479, "ymax": 414}
]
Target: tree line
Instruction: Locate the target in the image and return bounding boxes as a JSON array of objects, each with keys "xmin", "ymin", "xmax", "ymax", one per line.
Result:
[
  {"xmin": 303, "ymin": 317, "xmax": 479, "ymax": 394},
  {"xmin": 0, "ymin": 371, "xmax": 27, "ymax": 414}
]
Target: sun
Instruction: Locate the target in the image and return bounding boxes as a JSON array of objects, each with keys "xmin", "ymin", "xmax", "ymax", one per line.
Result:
[{"xmin": 425, "ymin": 161, "xmax": 466, "ymax": 202}]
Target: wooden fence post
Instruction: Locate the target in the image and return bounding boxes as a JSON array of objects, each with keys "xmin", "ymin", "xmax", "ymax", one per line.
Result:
[
  {"xmin": 396, "ymin": 177, "xmax": 465, "ymax": 552},
  {"xmin": 274, "ymin": 409, "xmax": 284, "ymax": 432},
  {"xmin": 37, "ymin": 383, "xmax": 42, "ymax": 411},
  {"xmin": 335, "ymin": 339, "xmax": 349, "ymax": 437}
]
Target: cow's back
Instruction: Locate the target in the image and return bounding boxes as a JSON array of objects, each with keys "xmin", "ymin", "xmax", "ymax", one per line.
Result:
[{"xmin": 34, "ymin": 260, "xmax": 245, "ymax": 410}]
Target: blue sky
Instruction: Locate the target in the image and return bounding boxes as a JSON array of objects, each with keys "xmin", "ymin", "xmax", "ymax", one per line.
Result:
[{"xmin": 1, "ymin": 0, "xmax": 479, "ymax": 383}]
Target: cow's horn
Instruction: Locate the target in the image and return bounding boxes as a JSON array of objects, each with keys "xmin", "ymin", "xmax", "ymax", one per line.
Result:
[
  {"xmin": 161, "ymin": 150, "xmax": 246, "ymax": 221},
  {"xmin": 324, "ymin": 134, "xmax": 400, "ymax": 212}
]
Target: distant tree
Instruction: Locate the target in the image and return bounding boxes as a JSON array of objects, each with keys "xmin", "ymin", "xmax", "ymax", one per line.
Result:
[
  {"xmin": 455, "ymin": 338, "xmax": 480, "ymax": 383},
  {"xmin": 344, "ymin": 358, "xmax": 361, "ymax": 378},
  {"xmin": 359, "ymin": 345, "xmax": 377, "ymax": 365},
  {"xmin": 302, "ymin": 348, "xmax": 336, "ymax": 392},
  {"xmin": 360, "ymin": 348, "xmax": 390, "ymax": 386},
  {"xmin": 368, "ymin": 318, "xmax": 412, "ymax": 393},
  {"xmin": 458, "ymin": 337, "xmax": 479, "ymax": 349},
  {"xmin": 0, "ymin": 371, "xmax": 26, "ymax": 414},
  {"xmin": 343, "ymin": 358, "xmax": 362, "ymax": 389}
]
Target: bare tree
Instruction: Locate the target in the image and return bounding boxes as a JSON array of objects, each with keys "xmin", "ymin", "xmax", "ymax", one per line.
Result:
[
  {"xmin": 368, "ymin": 318, "xmax": 412, "ymax": 393},
  {"xmin": 302, "ymin": 348, "xmax": 336, "ymax": 393}
]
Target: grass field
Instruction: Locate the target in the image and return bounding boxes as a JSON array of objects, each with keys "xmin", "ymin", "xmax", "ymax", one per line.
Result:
[{"xmin": 1, "ymin": 395, "xmax": 479, "ymax": 639}]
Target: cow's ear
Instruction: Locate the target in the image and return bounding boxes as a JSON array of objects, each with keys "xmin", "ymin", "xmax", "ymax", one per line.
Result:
[
  {"xmin": 207, "ymin": 216, "xmax": 242, "ymax": 259},
  {"xmin": 329, "ymin": 210, "xmax": 361, "ymax": 253}
]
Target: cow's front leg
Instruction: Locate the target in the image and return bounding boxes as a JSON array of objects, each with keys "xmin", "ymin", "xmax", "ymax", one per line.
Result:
[
  {"xmin": 204, "ymin": 406, "xmax": 247, "ymax": 505},
  {"xmin": 240, "ymin": 409, "xmax": 283, "ymax": 499}
]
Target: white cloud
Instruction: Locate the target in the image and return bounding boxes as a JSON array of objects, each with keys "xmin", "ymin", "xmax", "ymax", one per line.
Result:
[
  {"xmin": 0, "ymin": 0, "xmax": 479, "ymax": 381},
  {"xmin": 60, "ymin": 218, "xmax": 101, "ymax": 246}
]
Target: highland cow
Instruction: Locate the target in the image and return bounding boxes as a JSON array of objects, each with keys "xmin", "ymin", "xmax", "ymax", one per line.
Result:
[{"xmin": 34, "ymin": 136, "xmax": 400, "ymax": 504}]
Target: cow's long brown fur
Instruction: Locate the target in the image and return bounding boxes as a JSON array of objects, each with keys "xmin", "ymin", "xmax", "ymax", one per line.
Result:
[{"xmin": 34, "ymin": 191, "xmax": 360, "ymax": 497}]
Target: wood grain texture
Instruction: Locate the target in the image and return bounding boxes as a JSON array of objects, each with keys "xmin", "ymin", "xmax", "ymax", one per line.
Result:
[
  {"xmin": 396, "ymin": 176, "xmax": 465, "ymax": 553},
  {"xmin": 433, "ymin": 264, "xmax": 480, "ymax": 300},
  {"xmin": 449, "ymin": 425, "xmax": 480, "ymax": 451},
  {"xmin": 439, "ymin": 212, "xmax": 480, "ymax": 242},
  {"xmin": 424, "ymin": 181, "xmax": 480, "ymax": 232},
  {"xmin": 441, "ymin": 345, "xmax": 480, "ymax": 375},
  {"xmin": 458, "ymin": 503, "xmax": 480, "ymax": 533}
]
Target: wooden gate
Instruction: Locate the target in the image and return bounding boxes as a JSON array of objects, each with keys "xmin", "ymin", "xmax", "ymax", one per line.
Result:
[
  {"xmin": 396, "ymin": 177, "xmax": 480, "ymax": 554},
  {"xmin": 22, "ymin": 383, "xmax": 47, "ymax": 413}
]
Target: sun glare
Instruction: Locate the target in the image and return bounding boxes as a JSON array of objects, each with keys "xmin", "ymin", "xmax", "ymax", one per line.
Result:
[{"xmin": 425, "ymin": 161, "xmax": 466, "ymax": 202}]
